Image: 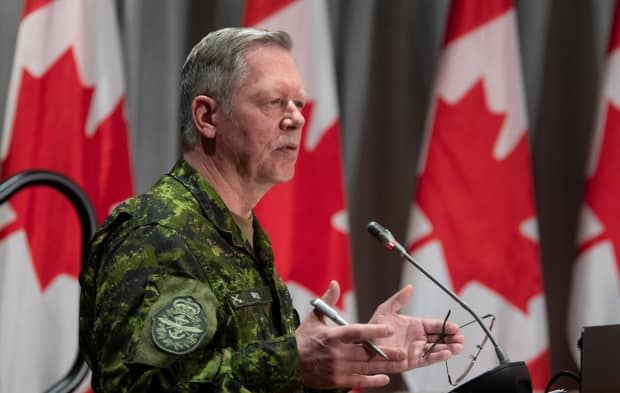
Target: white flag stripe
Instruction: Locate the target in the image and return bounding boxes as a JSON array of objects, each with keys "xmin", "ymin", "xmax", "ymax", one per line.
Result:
[
  {"xmin": 568, "ymin": 241, "xmax": 620, "ymax": 361},
  {"xmin": 0, "ymin": 203, "xmax": 16, "ymax": 229},
  {"xmin": 331, "ymin": 209, "xmax": 349, "ymax": 234},
  {"xmin": 570, "ymin": 208, "xmax": 620, "ymax": 364},
  {"xmin": 0, "ymin": 231, "xmax": 79, "ymax": 393},
  {"xmin": 520, "ymin": 216, "xmax": 540, "ymax": 243},
  {"xmin": 405, "ymin": 203, "xmax": 433, "ymax": 246},
  {"xmin": 575, "ymin": 204, "xmax": 604, "ymax": 246}
]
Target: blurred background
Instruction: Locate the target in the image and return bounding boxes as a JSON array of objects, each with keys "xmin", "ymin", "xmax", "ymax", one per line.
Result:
[{"xmin": 1, "ymin": 0, "xmax": 618, "ymax": 392}]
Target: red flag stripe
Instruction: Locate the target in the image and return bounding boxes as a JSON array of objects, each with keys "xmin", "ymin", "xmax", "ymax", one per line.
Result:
[
  {"xmin": 444, "ymin": 0, "xmax": 512, "ymax": 45},
  {"xmin": 609, "ymin": 1, "xmax": 620, "ymax": 53},
  {"xmin": 242, "ymin": 0, "xmax": 296, "ymax": 26},
  {"xmin": 22, "ymin": 0, "xmax": 54, "ymax": 18}
]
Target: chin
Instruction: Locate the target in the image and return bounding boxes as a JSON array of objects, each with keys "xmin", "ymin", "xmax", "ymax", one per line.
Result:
[
  {"xmin": 260, "ymin": 162, "xmax": 297, "ymax": 186},
  {"xmin": 276, "ymin": 171, "xmax": 295, "ymax": 183},
  {"xmin": 272, "ymin": 168, "xmax": 296, "ymax": 184}
]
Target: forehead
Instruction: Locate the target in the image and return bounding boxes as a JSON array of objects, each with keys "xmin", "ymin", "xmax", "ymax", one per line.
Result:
[{"xmin": 240, "ymin": 45, "xmax": 305, "ymax": 94}]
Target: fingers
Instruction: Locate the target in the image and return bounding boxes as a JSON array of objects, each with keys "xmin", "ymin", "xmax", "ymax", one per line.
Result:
[
  {"xmin": 334, "ymin": 323, "xmax": 394, "ymax": 344},
  {"xmin": 321, "ymin": 280, "xmax": 340, "ymax": 307},
  {"xmin": 296, "ymin": 322, "xmax": 409, "ymax": 389},
  {"xmin": 335, "ymin": 374, "xmax": 391, "ymax": 389},
  {"xmin": 417, "ymin": 347, "xmax": 460, "ymax": 367},
  {"xmin": 322, "ymin": 340, "xmax": 403, "ymax": 363},
  {"xmin": 421, "ymin": 341, "xmax": 464, "ymax": 356},
  {"xmin": 423, "ymin": 319, "xmax": 462, "ymax": 336},
  {"xmin": 326, "ymin": 323, "xmax": 408, "ymax": 364},
  {"xmin": 299, "ymin": 346, "xmax": 394, "ymax": 389},
  {"xmin": 412, "ymin": 337, "xmax": 465, "ymax": 369},
  {"xmin": 424, "ymin": 330, "xmax": 465, "ymax": 345},
  {"xmin": 311, "ymin": 281, "xmax": 341, "ymax": 323},
  {"xmin": 319, "ymin": 322, "xmax": 410, "ymax": 364}
]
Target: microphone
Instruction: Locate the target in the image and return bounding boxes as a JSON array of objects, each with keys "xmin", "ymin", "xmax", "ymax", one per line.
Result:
[
  {"xmin": 367, "ymin": 221, "xmax": 532, "ymax": 393},
  {"xmin": 367, "ymin": 221, "xmax": 508, "ymax": 363}
]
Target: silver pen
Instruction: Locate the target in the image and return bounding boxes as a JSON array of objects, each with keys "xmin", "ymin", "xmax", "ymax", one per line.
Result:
[{"xmin": 310, "ymin": 298, "xmax": 389, "ymax": 360}]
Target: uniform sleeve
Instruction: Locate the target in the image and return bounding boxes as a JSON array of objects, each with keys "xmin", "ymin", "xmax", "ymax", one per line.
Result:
[{"xmin": 85, "ymin": 224, "xmax": 303, "ymax": 393}]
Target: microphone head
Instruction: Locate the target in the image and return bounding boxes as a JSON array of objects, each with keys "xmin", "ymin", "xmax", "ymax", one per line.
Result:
[{"xmin": 367, "ymin": 221, "xmax": 396, "ymax": 250}]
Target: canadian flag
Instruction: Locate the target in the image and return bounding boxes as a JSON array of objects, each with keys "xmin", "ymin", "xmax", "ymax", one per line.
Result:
[
  {"xmin": 0, "ymin": 0, "xmax": 133, "ymax": 392},
  {"xmin": 243, "ymin": 0, "xmax": 355, "ymax": 320},
  {"xmin": 400, "ymin": 1, "xmax": 549, "ymax": 391},
  {"xmin": 567, "ymin": 0, "xmax": 620, "ymax": 364}
]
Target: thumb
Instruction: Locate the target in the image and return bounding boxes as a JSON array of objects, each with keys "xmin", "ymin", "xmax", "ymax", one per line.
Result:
[{"xmin": 321, "ymin": 280, "xmax": 341, "ymax": 307}]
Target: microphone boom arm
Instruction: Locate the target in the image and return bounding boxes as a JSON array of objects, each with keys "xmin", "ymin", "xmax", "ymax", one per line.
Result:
[{"xmin": 367, "ymin": 221, "xmax": 509, "ymax": 365}]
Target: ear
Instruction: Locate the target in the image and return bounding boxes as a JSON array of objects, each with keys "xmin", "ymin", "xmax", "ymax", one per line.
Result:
[{"xmin": 191, "ymin": 95, "xmax": 219, "ymax": 139}]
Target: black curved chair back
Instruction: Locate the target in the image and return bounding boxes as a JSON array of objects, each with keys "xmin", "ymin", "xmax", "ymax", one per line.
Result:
[{"xmin": 0, "ymin": 170, "xmax": 93, "ymax": 393}]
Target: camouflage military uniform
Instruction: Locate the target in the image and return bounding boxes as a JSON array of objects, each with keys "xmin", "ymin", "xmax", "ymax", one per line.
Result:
[{"xmin": 80, "ymin": 160, "xmax": 341, "ymax": 393}]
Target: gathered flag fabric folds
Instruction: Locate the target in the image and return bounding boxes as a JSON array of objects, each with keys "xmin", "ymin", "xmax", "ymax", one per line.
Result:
[{"xmin": 400, "ymin": 1, "xmax": 550, "ymax": 391}]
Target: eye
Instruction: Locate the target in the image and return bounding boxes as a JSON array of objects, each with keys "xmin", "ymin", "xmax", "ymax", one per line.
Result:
[
  {"xmin": 270, "ymin": 98, "xmax": 283, "ymax": 107},
  {"xmin": 293, "ymin": 100, "xmax": 305, "ymax": 110}
]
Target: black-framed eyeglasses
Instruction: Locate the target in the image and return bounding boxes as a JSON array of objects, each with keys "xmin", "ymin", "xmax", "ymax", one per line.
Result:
[
  {"xmin": 423, "ymin": 309, "xmax": 496, "ymax": 386},
  {"xmin": 422, "ymin": 309, "xmax": 452, "ymax": 358}
]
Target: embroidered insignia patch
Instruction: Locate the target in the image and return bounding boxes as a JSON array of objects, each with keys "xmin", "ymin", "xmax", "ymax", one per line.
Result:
[
  {"xmin": 152, "ymin": 296, "xmax": 207, "ymax": 355},
  {"xmin": 229, "ymin": 287, "xmax": 273, "ymax": 308}
]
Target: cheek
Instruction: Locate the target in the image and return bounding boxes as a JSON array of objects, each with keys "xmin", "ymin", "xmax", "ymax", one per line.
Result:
[
  {"xmin": 253, "ymin": 129, "xmax": 281, "ymax": 152},
  {"xmin": 228, "ymin": 115, "xmax": 283, "ymax": 158}
]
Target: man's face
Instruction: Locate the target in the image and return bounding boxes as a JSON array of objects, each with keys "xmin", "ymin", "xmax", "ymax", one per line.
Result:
[{"xmin": 216, "ymin": 45, "xmax": 306, "ymax": 188}]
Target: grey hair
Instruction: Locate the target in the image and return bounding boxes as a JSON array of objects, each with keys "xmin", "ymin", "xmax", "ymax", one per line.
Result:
[{"xmin": 179, "ymin": 27, "xmax": 293, "ymax": 151}]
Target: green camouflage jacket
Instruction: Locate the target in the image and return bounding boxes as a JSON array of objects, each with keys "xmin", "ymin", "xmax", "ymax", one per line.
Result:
[{"xmin": 79, "ymin": 160, "xmax": 339, "ymax": 393}]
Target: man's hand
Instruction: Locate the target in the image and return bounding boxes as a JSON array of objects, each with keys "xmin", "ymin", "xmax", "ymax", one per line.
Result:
[
  {"xmin": 369, "ymin": 285, "xmax": 465, "ymax": 369},
  {"xmin": 295, "ymin": 281, "xmax": 408, "ymax": 389}
]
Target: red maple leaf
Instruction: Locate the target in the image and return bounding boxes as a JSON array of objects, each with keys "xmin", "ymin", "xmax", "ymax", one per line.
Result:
[
  {"xmin": 0, "ymin": 48, "xmax": 133, "ymax": 290},
  {"xmin": 255, "ymin": 102, "xmax": 352, "ymax": 307},
  {"xmin": 581, "ymin": 102, "xmax": 620, "ymax": 277},
  {"xmin": 413, "ymin": 80, "xmax": 541, "ymax": 312}
]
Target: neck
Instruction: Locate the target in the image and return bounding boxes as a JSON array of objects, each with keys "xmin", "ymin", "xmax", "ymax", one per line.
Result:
[{"xmin": 183, "ymin": 150, "xmax": 269, "ymax": 219}]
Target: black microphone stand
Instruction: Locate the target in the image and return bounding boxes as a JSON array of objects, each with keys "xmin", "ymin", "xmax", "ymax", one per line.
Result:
[{"xmin": 367, "ymin": 221, "xmax": 532, "ymax": 393}]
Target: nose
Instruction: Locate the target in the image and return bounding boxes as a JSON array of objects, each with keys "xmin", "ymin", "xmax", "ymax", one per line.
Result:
[{"xmin": 281, "ymin": 100, "xmax": 305, "ymax": 130}]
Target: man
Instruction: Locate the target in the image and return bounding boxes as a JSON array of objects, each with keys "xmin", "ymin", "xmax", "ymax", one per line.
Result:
[{"xmin": 79, "ymin": 27, "xmax": 463, "ymax": 392}]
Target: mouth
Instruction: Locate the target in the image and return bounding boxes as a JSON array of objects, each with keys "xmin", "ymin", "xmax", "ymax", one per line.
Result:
[{"xmin": 275, "ymin": 143, "xmax": 299, "ymax": 153}]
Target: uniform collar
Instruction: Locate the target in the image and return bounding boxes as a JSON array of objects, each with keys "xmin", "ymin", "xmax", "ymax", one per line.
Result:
[{"xmin": 168, "ymin": 160, "xmax": 273, "ymax": 264}]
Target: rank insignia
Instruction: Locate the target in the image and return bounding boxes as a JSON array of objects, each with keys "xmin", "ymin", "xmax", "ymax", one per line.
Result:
[{"xmin": 152, "ymin": 296, "xmax": 207, "ymax": 355}]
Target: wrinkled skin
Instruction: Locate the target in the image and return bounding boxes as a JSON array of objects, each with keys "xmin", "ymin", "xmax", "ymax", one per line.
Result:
[{"xmin": 295, "ymin": 281, "xmax": 464, "ymax": 389}]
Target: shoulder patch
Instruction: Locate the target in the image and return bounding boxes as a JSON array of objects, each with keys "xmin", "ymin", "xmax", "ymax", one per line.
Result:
[{"xmin": 152, "ymin": 296, "xmax": 207, "ymax": 355}]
